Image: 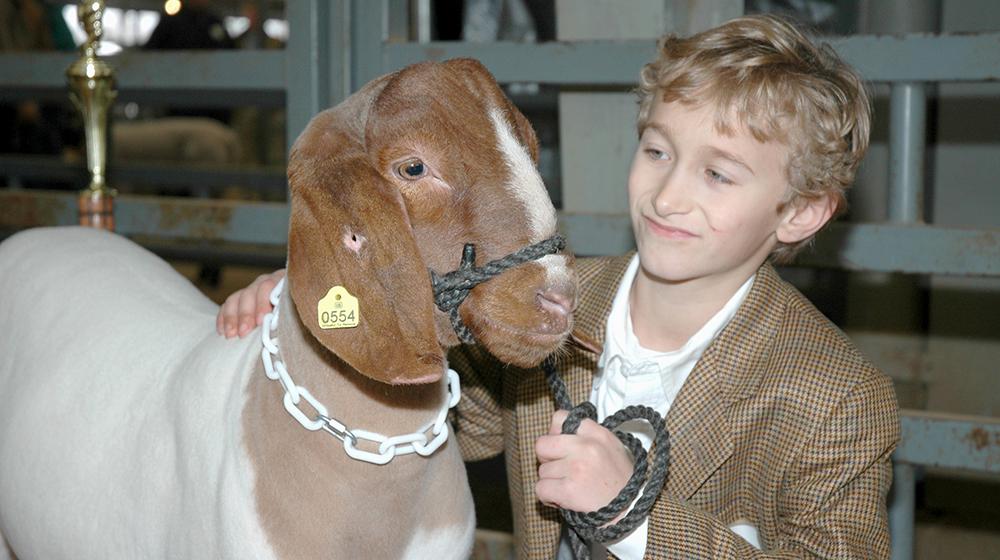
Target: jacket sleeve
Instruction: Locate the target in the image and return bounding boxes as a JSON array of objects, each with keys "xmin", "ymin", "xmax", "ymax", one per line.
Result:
[
  {"xmin": 448, "ymin": 345, "xmax": 507, "ymax": 462},
  {"xmin": 637, "ymin": 373, "xmax": 900, "ymax": 559}
]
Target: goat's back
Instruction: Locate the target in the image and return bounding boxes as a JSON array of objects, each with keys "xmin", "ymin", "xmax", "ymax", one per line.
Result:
[{"xmin": 0, "ymin": 227, "xmax": 275, "ymax": 559}]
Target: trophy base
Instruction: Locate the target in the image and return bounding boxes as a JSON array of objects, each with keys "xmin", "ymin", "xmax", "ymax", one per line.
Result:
[{"xmin": 78, "ymin": 188, "xmax": 116, "ymax": 231}]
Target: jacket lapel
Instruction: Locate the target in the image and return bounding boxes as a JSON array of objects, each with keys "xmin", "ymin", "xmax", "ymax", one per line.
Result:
[
  {"xmin": 663, "ymin": 264, "xmax": 785, "ymax": 501},
  {"xmin": 662, "ymin": 345, "xmax": 735, "ymax": 500}
]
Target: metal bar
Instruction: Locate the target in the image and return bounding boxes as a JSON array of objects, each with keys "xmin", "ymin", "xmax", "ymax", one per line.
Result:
[
  {"xmin": 414, "ymin": 0, "xmax": 433, "ymax": 43},
  {"xmin": 0, "ymin": 51, "xmax": 286, "ymax": 92},
  {"xmin": 889, "ymin": 463, "xmax": 916, "ymax": 560},
  {"xmin": 4, "ymin": 196, "xmax": 998, "ymax": 276},
  {"xmin": 384, "ymin": 41, "xmax": 656, "ymax": 85},
  {"xmin": 0, "ymin": 155, "xmax": 285, "ymax": 191},
  {"xmin": 329, "ymin": 0, "xmax": 352, "ymax": 106},
  {"xmin": 785, "ymin": 222, "xmax": 1000, "ymax": 276},
  {"xmin": 131, "ymin": 237, "xmax": 287, "ymax": 268},
  {"xmin": 0, "ymin": 191, "xmax": 288, "ymax": 245},
  {"xmin": 382, "ymin": 32, "xmax": 1000, "ymax": 84},
  {"xmin": 352, "ymin": 0, "xmax": 388, "ymax": 92},
  {"xmin": 888, "ymin": 83, "xmax": 927, "ymax": 223},
  {"xmin": 894, "ymin": 410, "xmax": 1000, "ymax": 472},
  {"xmin": 2, "ymin": 33, "xmax": 998, "ymax": 97},
  {"xmin": 285, "ymin": 0, "xmax": 332, "ymax": 155},
  {"xmin": 562, "ymin": 213, "xmax": 1000, "ymax": 276},
  {"xmin": 0, "ymin": 86, "xmax": 286, "ymax": 107}
]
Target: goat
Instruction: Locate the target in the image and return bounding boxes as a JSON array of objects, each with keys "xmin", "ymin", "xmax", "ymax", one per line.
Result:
[{"xmin": 0, "ymin": 58, "xmax": 576, "ymax": 560}]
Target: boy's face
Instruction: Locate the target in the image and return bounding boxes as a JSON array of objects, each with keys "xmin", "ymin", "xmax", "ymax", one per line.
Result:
[{"xmin": 628, "ymin": 99, "xmax": 807, "ymax": 288}]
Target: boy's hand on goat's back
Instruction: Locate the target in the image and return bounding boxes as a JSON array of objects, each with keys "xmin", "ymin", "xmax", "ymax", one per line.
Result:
[
  {"xmin": 217, "ymin": 269, "xmax": 286, "ymax": 338},
  {"xmin": 535, "ymin": 410, "xmax": 633, "ymax": 517}
]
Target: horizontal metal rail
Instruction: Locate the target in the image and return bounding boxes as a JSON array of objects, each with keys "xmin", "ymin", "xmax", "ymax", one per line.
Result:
[
  {"xmin": 0, "ymin": 155, "xmax": 286, "ymax": 191},
  {"xmin": 4, "ymin": 192, "xmax": 999, "ymax": 276},
  {"xmin": 562, "ymin": 212, "xmax": 1000, "ymax": 276},
  {"xmin": 895, "ymin": 410, "xmax": 1000, "ymax": 473},
  {"xmin": 0, "ymin": 50, "xmax": 285, "ymax": 91},
  {"xmin": 0, "ymin": 190, "xmax": 288, "ymax": 245},
  {"xmin": 2, "ymin": 32, "xmax": 998, "ymax": 100},
  {"xmin": 0, "ymin": 51, "xmax": 286, "ymax": 106},
  {"xmin": 385, "ymin": 32, "xmax": 1000, "ymax": 84}
]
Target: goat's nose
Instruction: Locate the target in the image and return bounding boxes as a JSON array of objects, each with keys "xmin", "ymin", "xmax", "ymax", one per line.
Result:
[{"xmin": 537, "ymin": 289, "xmax": 572, "ymax": 318}]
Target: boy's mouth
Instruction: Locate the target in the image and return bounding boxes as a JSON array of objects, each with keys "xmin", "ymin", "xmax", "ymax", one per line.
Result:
[{"xmin": 644, "ymin": 216, "xmax": 697, "ymax": 239}]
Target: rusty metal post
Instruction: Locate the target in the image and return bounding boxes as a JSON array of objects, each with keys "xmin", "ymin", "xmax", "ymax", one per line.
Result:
[{"xmin": 67, "ymin": 0, "xmax": 117, "ymax": 230}]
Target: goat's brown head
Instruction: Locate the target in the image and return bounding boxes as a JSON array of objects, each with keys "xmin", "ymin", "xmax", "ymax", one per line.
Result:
[{"xmin": 286, "ymin": 59, "xmax": 577, "ymax": 385}]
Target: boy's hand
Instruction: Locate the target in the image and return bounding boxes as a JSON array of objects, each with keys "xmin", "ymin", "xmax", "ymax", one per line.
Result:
[
  {"xmin": 535, "ymin": 410, "xmax": 633, "ymax": 514},
  {"xmin": 216, "ymin": 269, "xmax": 286, "ymax": 338}
]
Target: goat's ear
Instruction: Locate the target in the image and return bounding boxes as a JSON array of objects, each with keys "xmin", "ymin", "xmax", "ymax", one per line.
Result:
[{"xmin": 285, "ymin": 152, "xmax": 444, "ymax": 385}]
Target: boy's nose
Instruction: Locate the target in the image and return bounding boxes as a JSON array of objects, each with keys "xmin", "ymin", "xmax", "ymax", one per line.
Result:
[{"xmin": 652, "ymin": 171, "xmax": 690, "ymax": 216}]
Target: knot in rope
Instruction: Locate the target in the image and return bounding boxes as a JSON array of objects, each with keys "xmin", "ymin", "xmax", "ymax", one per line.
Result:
[
  {"xmin": 543, "ymin": 357, "xmax": 671, "ymax": 559},
  {"xmin": 430, "ymin": 234, "xmax": 566, "ymax": 343}
]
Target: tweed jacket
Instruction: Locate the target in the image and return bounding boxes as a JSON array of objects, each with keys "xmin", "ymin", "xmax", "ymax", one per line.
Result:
[{"xmin": 451, "ymin": 254, "xmax": 900, "ymax": 559}]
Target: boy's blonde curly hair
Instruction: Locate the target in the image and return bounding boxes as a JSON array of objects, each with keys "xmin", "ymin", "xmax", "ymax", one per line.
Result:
[{"xmin": 636, "ymin": 14, "xmax": 871, "ymax": 263}]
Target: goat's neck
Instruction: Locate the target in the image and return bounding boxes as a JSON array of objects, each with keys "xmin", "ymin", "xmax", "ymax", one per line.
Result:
[
  {"xmin": 242, "ymin": 282, "xmax": 470, "ymax": 559},
  {"xmin": 268, "ymin": 280, "xmax": 447, "ymax": 441}
]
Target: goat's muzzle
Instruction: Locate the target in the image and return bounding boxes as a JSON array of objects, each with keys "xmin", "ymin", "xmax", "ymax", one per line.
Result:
[{"xmin": 430, "ymin": 234, "xmax": 567, "ymax": 344}]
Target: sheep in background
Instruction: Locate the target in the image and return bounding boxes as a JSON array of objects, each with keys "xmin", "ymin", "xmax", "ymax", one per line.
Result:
[{"xmin": 0, "ymin": 58, "xmax": 576, "ymax": 560}]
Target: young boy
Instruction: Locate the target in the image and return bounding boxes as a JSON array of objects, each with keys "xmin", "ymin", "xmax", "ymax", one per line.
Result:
[{"xmin": 218, "ymin": 14, "xmax": 899, "ymax": 559}]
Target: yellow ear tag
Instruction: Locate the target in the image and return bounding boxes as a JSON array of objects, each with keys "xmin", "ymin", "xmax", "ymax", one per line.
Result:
[{"xmin": 317, "ymin": 286, "xmax": 360, "ymax": 329}]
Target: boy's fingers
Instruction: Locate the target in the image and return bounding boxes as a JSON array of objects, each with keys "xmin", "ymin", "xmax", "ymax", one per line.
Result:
[
  {"xmin": 548, "ymin": 410, "xmax": 570, "ymax": 435},
  {"xmin": 214, "ymin": 270, "xmax": 285, "ymax": 338},
  {"xmin": 254, "ymin": 279, "xmax": 275, "ymax": 326},
  {"xmin": 535, "ymin": 433, "xmax": 570, "ymax": 462},
  {"xmin": 218, "ymin": 293, "xmax": 240, "ymax": 338},
  {"xmin": 537, "ymin": 459, "xmax": 566, "ymax": 481},
  {"xmin": 573, "ymin": 418, "xmax": 611, "ymax": 441},
  {"xmin": 534, "ymin": 478, "xmax": 567, "ymax": 508},
  {"xmin": 236, "ymin": 288, "xmax": 259, "ymax": 337}
]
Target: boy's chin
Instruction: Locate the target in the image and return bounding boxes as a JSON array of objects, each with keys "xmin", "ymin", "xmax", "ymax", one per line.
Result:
[{"xmin": 635, "ymin": 250, "xmax": 698, "ymax": 285}]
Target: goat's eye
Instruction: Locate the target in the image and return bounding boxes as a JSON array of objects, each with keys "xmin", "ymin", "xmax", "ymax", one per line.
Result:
[{"xmin": 396, "ymin": 159, "xmax": 427, "ymax": 180}]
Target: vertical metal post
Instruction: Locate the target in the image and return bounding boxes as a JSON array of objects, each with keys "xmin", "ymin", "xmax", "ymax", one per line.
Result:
[
  {"xmin": 414, "ymin": 0, "xmax": 433, "ymax": 43},
  {"xmin": 285, "ymin": 0, "xmax": 350, "ymax": 159},
  {"xmin": 885, "ymin": 81, "xmax": 927, "ymax": 560},
  {"xmin": 888, "ymin": 83, "xmax": 927, "ymax": 223},
  {"xmin": 889, "ymin": 462, "xmax": 916, "ymax": 560},
  {"xmin": 876, "ymin": 4, "xmax": 937, "ymax": 555},
  {"xmin": 351, "ymin": 0, "xmax": 388, "ymax": 92}
]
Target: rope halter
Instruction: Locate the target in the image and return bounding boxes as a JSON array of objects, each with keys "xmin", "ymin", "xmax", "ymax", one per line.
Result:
[{"xmin": 430, "ymin": 234, "xmax": 567, "ymax": 343}]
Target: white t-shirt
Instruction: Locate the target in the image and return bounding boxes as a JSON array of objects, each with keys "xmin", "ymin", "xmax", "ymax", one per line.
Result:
[{"xmin": 557, "ymin": 255, "xmax": 757, "ymax": 559}]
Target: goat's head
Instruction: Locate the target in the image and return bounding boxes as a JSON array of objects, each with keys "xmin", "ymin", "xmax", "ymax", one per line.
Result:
[{"xmin": 286, "ymin": 59, "xmax": 576, "ymax": 385}]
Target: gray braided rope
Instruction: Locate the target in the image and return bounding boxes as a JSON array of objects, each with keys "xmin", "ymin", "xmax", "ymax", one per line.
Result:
[
  {"xmin": 429, "ymin": 236, "xmax": 670, "ymax": 559},
  {"xmin": 430, "ymin": 234, "xmax": 566, "ymax": 343},
  {"xmin": 544, "ymin": 357, "xmax": 671, "ymax": 559}
]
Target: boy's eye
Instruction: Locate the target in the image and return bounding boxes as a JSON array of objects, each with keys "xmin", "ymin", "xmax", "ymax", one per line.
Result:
[
  {"xmin": 645, "ymin": 148, "xmax": 669, "ymax": 161},
  {"xmin": 706, "ymin": 168, "xmax": 733, "ymax": 185}
]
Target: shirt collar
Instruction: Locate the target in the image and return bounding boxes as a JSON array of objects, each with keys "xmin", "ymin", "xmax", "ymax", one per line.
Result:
[{"xmin": 599, "ymin": 254, "xmax": 755, "ymax": 373}]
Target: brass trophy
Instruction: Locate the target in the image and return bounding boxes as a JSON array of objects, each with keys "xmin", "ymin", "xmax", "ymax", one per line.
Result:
[{"xmin": 67, "ymin": 0, "xmax": 117, "ymax": 230}]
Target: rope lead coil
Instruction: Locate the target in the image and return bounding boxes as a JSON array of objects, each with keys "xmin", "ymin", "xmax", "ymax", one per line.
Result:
[{"xmin": 430, "ymin": 235, "xmax": 670, "ymax": 559}]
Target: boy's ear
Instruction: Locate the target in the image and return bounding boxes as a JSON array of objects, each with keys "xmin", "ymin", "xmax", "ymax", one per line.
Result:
[{"xmin": 776, "ymin": 194, "xmax": 836, "ymax": 244}]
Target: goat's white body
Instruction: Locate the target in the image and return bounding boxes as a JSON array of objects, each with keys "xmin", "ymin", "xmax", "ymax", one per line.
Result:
[
  {"xmin": 0, "ymin": 227, "xmax": 277, "ymax": 559},
  {"xmin": 0, "ymin": 59, "xmax": 570, "ymax": 560}
]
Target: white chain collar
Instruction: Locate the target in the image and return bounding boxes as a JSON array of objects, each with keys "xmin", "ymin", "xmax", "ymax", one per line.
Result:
[{"xmin": 260, "ymin": 278, "xmax": 461, "ymax": 465}]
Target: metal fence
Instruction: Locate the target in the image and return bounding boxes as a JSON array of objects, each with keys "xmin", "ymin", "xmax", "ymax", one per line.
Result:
[{"xmin": 1, "ymin": 2, "xmax": 999, "ymax": 558}]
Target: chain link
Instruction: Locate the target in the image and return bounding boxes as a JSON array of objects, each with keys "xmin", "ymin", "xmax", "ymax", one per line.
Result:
[{"xmin": 260, "ymin": 278, "xmax": 461, "ymax": 465}]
